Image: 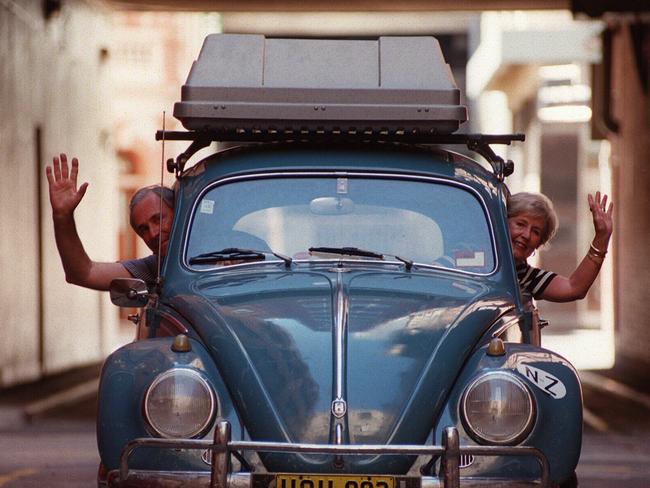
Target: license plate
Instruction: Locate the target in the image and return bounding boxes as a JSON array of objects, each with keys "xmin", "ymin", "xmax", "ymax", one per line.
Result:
[{"xmin": 277, "ymin": 474, "xmax": 394, "ymax": 488}]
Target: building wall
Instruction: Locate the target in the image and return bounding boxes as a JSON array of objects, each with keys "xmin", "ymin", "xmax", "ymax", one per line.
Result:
[
  {"xmin": 0, "ymin": 0, "xmax": 125, "ymax": 385},
  {"xmin": 110, "ymin": 10, "xmax": 221, "ymax": 208},
  {"xmin": 0, "ymin": 3, "xmax": 222, "ymax": 387},
  {"xmin": 611, "ymin": 24, "xmax": 650, "ymax": 371}
]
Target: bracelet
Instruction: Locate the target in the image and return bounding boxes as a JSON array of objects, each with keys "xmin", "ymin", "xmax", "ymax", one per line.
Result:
[
  {"xmin": 586, "ymin": 252, "xmax": 604, "ymax": 265},
  {"xmin": 590, "ymin": 243, "xmax": 608, "ymax": 257}
]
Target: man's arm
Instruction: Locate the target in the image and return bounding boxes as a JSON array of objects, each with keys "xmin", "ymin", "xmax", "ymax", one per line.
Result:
[{"xmin": 46, "ymin": 153, "xmax": 131, "ymax": 291}]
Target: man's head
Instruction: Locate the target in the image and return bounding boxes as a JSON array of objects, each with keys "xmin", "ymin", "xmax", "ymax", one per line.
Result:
[{"xmin": 129, "ymin": 185, "xmax": 175, "ymax": 256}]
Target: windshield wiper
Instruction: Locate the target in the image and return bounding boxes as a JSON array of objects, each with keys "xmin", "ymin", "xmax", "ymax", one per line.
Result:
[
  {"xmin": 309, "ymin": 246, "xmax": 384, "ymax": 259},
  {"xmin": 308, "ymin": 246, "xmax": 414, "ymax": 270},
  {"xmin": 189, "ymin": 247, "xmax": 292, "ymax": 268}
]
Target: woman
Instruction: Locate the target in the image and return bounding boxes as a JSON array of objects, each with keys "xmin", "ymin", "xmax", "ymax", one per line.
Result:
[{"xmin": 507, "ymin": 191, "xmax": 613, "ymax": 302}]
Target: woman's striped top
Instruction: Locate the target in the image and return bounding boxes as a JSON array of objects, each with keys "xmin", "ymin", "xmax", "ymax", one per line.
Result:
[{"xmin": 516, "ymin": 262, "xmax": 557, "ymax": 299}]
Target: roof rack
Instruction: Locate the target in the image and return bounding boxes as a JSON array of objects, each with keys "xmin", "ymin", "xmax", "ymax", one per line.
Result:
[{"xmin": 155, "ymin": 129, "xmax": 524, "ymax": 181}]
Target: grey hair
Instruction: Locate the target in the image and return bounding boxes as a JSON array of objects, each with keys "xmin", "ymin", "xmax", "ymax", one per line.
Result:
[
  {"xmin": 129, "ymin": 185, "xmax": 174, "ymax": 228},
  {"xmin": 507, "ymin": 192, "xmax": 559, "ymax": 246}
]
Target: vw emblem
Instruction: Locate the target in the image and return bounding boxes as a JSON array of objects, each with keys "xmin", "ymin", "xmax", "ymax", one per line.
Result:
[{"xmin": 331, "ymin": 398, "xmax": 347, "ymax": 418}]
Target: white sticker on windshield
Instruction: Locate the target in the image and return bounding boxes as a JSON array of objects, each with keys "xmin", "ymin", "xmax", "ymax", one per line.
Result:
[
  {"xmin": 200, "ymin": 199, "xmax": 215, "ymax": 214},
  {"xmin": 455, "ymin": 251, "xmax": 485, "ymax": 267},
  {"xmin": 517, "ymin": 364, "xmax": 566, "ymax": 399}
]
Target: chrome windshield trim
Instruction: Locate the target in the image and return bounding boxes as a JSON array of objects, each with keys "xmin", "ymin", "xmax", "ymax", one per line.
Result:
[
  {"xmin": 294, "ymin": 258, "xmax": 494, "ymax": 277},
  {"xmin": 182, "ymin": 171, "xmax": 499, "ymax": 277},
  {"xmin": 181, "ymin": 257, "xmax": 489, "ymax": 277}
]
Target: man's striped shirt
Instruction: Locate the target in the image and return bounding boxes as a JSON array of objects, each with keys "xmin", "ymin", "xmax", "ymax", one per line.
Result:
[{"xmin": 516, "ymin": 262, "xmax": 557, "ymax": 299}]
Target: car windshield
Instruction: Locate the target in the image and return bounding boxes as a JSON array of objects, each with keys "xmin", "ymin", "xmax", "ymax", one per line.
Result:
[{"xmin": 186, "ymin": 175, "xmax": 495, "ymax": 273}]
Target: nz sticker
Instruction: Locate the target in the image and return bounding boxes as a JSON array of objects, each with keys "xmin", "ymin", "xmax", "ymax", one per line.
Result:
[
  {"xmin": 200, "ymin": 199, "xmax": 215, "ymax": 214},
  {"xmin": 517, "ymin": 364, "xmax": 566, "ymax": 399}
]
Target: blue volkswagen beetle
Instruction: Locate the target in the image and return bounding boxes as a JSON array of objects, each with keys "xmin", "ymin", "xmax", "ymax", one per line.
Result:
[{"xmin": 98, "ymin": 35, "xmax": 581, "ymax": 488}]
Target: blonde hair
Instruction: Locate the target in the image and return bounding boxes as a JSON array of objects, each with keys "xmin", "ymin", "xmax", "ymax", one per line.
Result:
[{"xmin": 507, "ymin": 192, "xmax": 559, "ymax": 246}]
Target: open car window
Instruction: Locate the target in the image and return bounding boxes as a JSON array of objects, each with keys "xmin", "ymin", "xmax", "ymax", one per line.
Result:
[{"xmin": 186, "ymin": 175, "xmax": 495, "ymax": 274}]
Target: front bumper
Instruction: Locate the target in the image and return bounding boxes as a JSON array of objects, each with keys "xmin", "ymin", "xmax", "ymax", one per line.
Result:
[{"xmin": 107, "ymin": 421, "xmax": 550, "ymax": 488}]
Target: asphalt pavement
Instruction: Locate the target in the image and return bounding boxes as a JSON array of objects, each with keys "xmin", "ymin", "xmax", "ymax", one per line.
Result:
[{"xmin": 0, "ymin": 364, "xmax": 100, "ymax": 487}]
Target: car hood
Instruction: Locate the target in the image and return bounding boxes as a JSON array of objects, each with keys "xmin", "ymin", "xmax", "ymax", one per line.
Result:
[{"xmin": 168, "ymin": 266, "xmax": 512, "ymax": 472}]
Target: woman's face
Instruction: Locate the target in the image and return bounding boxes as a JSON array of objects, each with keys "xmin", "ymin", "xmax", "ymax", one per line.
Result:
[{"xmin": 508, "ymin": 213, "xmax": 546, "ymax": 263}]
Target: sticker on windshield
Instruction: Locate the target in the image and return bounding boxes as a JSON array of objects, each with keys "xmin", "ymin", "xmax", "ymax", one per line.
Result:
[
  {"xmin": 517, "ymin": 364, "xmax": 566, "ymax": 399},
  {"xmin": 200, "ymin": 199, "xmax": 215, "ymax": 214},
  {"xmin": 454, "ymin": 251, "xmax": 485, "ymax": 267}
]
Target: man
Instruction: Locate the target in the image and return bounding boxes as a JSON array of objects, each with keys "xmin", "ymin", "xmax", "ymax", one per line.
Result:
[{"xmin": 46, "ymin": 153, "xmax": 174, "ymax": 291}]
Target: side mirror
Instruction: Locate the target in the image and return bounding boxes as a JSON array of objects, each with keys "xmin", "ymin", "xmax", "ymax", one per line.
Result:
[{"xmin": 110, "ymin": 278, "xmax": 149, "ymax": 307}]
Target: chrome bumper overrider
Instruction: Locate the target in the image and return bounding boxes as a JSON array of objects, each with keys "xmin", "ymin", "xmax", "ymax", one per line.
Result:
[{"xmin": 110, "ymin": 421, "xmax": 550, "ymax": 488}]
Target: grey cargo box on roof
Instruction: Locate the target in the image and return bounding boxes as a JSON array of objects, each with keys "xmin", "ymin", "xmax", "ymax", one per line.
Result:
[{"xmin": 173, "ymin": 34, "xmax": 467, "ymax": 135}]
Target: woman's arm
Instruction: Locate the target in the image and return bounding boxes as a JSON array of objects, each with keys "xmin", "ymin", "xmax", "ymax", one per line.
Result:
[{"xmin": 540, "ymin": 192, "xmax": 613, "ymax": 302}]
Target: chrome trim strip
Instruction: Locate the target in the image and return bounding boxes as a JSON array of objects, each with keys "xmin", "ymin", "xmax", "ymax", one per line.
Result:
[
  {"xmin": 334, "ymin": 271, "xmax": 348, "ymax": 402},
  {"xmin": 182, "ymin": 170, "xmax": 499, "ymax": 277},
  {"xmin": 335, "ymin": 423, "xmax": 343, "ymax": 445},
  {"xmin": 332, "ymin": 270, "xmax": 349, "ymax": 444}
]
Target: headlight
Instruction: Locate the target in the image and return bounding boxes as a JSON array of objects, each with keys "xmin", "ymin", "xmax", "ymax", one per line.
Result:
[
  {"xmin": 144, "ymin": 369, "xmax": 217, "ymax": 438},
  {"xmin": 461, "ymin": 371, "xmax": 535, "ymax": 445}
]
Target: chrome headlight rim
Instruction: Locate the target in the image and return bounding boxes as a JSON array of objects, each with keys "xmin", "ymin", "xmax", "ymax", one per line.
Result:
[
  {"xmin": 143, "ymin": 368, "xmax": 217, "ymax": 439},
  {"xmin": 460, "ymin": 370, "xmax": 536, "ymax": 446}
]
